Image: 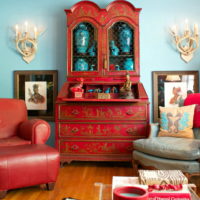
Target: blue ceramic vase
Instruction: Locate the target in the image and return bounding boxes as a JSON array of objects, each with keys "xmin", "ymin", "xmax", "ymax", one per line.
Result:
[
  {"xmin": 123, "ymin": 58, "xmax": 134, "ymax": 70},
  {"xmin": 75, "ymin": 23, "xmax": 89, "ymax": 54},
  {"xmin": 119, "ymin": 24, "xmax": 132, "ymax": 54},
  {"xmin": 110, "ymin": 40, "xmax": 119, "ymax": 56},
  {"xmin": 74, "ymin": 58, "xmax": 89, "ymax": 71}
]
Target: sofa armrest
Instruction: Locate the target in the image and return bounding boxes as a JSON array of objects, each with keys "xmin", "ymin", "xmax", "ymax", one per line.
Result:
[
  {"xmin": 18, "ymin": 119, "xmax": 50, "ymax": 144},
  {"xmin": 148, "ymin": 123, "xmax": 159, "ymax": 138}
]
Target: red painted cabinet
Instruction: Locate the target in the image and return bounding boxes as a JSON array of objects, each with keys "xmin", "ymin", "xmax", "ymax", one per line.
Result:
[{"xmin": 55, "ymin": 0, "xmax": 149, "ymax": 163}]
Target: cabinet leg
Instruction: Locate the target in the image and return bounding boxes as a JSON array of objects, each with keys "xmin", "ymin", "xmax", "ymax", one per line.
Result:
[
  {"xmin": 46, "ymin": 182, "xmax": 55, "ymax": 191},
  {"xmin": 0, "ymin": 190, "xmax": 7, "ymax": 199}
]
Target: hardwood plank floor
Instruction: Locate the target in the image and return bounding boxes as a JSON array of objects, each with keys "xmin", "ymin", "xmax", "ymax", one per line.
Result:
[{"xmin": 3, "ymin": 162, "xmax": 200, "ymax": 200}]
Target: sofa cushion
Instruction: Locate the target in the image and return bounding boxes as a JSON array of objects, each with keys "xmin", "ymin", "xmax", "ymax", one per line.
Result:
[
  {"xmin": 133, "ymin": 151, "xmax": 200, "ymax": 173},
  {"xmin": 158, "ymin": 105, "xmax": 195, "ymax": 138},
  {"xmin": 0, "ymin": 136, "xmax": 31, "ymax": 147},
  {"xmin": 133, "ymin": 137, "xmax": 200, "ymax": 161}
]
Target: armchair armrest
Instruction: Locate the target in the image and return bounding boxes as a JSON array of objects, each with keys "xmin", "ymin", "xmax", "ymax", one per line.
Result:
[
  {"xmin": 18, "ymin": 119, "xmax": 50, "ymax": 144},
  {"xmin": 148, "ymin": 123, "xmax": 159, "ymax": 138}
]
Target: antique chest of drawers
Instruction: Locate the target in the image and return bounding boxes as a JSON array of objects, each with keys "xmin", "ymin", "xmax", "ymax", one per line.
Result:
[{"xmin": 55, "ymin": 1, "xmax": 149, "ymax": 164}]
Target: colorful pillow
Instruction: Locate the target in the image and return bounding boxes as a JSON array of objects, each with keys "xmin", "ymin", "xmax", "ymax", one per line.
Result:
[{"xmin": 158, "ymin": 105, "xmax": 195, "ymax": 138}]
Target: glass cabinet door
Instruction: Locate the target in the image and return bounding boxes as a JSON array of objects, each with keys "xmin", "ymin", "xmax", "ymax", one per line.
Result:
[
  {"xmin": 104, "ymin": 20, "xmax": 139, "ymax": 77},
  {"xmin": 72, "ymin": 22, "xmax": 98, "ymax": 73}
]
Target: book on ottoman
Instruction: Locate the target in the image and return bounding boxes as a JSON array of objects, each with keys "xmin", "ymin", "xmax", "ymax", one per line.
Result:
[
  {"xmin": 139, "ymin": 170, "xmax": 188, "ymax": 185},
  {"xmin": 148, "ymin": 184, "xmax": 191, "ymax": 200}
]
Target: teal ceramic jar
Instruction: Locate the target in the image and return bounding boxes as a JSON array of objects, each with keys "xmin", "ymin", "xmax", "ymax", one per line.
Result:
[
  {"xmin": 75, "ymin": 23, "xmax": 90, "ymax": 54},
  {"xmin": 74, "ymin": 58, "xmax": 89, "ymax": 71},
  {"xmin": 123, "ymin": 58, "xmax": 134, "ymax": 70}
]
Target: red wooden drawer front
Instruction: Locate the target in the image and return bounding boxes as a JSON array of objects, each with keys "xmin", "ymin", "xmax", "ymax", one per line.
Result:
[
  {"xmin": 59, "ymin": 140, "xmax": 133, "ymax": 155},
  {"xmin": 58, "ymin": 103, "xmax": 147, "ymax": 121},
  {"xmin": 58, "ymin": 123, "xmax": 147, "ymax": 137}
]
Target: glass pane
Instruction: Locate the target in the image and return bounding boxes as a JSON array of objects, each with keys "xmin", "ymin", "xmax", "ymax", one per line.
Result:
[
  {"xmin": 73, "ymin": 22, "xmax": 98, "ymax": 72},
  {"xmin": 108, "ymin": 22, "xmax": 134, "ymax": 71}
]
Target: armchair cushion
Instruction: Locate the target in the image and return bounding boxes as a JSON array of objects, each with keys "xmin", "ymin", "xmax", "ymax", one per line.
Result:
[
  {"xmin": 133, "ymin": 137, "xmax": 200, "ymax": 161},
  {"xmin": 0, "ymin": 136, "xmax": 31, "ymax": 147},
  {"xmin": 184, "ymin": 93, "xmax": 200, "ymax": 128},
  {"xmin": 158, "ymin": 105, "xmax": 195, "ymax": 138}
]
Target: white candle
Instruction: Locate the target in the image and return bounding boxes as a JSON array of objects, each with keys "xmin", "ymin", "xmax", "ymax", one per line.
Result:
[
  {"xmin": 172, "ymin": 25, "xmax": 177, "ymax": 35},
  {"xmin": 34, "ymin": 26, "xmax": 37, "ymax": 39},
  {"xmin": 194, "ymin": 24, "xmax": 198, "ymax": 35},
  {"xmin": 15, "ymin": 24, "xmax": 19, "ymax": 37},
  {"xmin": 185, "ymin": 19, "xmax": 189, "ymax": 31},
  {"xmin": 24, "ymin": 21, "xmax": 28, "ymax": 32}
]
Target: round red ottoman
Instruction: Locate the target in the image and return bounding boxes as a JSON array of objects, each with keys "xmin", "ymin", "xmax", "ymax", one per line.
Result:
[{"xmin": 0, "ymin": 144, "xmax": 60, "ymax": 198}]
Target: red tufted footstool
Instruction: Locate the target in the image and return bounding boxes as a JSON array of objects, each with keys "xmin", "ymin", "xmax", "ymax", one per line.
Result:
[{"xmin": 0, "ymin": 144, "xmax": 60, "ymax": 198}]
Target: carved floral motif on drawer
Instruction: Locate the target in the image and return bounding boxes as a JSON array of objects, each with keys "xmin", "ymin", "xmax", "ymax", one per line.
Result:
[
  {"xmin": 58, "ymin": 103, "xmax": 147, "ymax": 120},
  {"xmin": 59, "ymin": 141, "xmax": 133, "ymax": 154},
  {"xmin": 58, "ymin": 123, "xmax": 147, "ymax": 137}
]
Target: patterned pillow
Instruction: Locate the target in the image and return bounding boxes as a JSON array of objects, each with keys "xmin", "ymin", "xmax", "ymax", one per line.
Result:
[{"xmin": 158, "ymin": 105, "xmax": 195, "ymax": 138}]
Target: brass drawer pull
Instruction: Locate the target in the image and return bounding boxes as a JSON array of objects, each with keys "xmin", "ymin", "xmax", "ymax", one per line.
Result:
[
  {"xmin": 126, "ymin": 110, "xmax": 134, "ymax": 115},
  {"xmin": 71, "ymin": 109, "xmax": 79, "ymax": 115},
  {"xmin": 71, "ymin": 144, "xmax": 79, "ymax": 150},
  {"xmin": 72, "ymin": 127, "xmax": 79, "ymax": 133},
  {"xmin": 126, "ymin": 128, "xmax": 136, "ymax": 135}
]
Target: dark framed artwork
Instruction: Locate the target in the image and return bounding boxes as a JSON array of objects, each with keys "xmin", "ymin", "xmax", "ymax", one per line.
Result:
[
  {"xmin": 14, "ymin": 70, "xmax": 58, "ymax": 121},
  {"xmin": 152, "ymin": 71, "xmax": 199, "ymax": 122}
]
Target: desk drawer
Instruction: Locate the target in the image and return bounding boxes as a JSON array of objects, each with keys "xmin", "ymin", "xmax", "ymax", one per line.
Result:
[
  {"xmin": 58, "ymin": 122, "xmax": 147, "ymax": 138},
  {"xmin": 58, "ymin": 103, "xmax": 147, "ymax": 121},
  {"xmin": 59, "ymin": 140, "xmax": 133, "ymax": 155}
]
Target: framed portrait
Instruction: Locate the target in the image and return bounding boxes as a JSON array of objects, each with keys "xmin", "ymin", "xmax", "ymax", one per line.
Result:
[
  {"xmin": 14, "ymin": 70, "xmax": 58, "ymax": 121},
  {"xmin": 152, "ymin": 71, "xmax": 199, "ymax": 122}
]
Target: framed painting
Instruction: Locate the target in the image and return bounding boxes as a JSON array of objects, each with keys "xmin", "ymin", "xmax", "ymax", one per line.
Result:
[
  {"xmin": 14, "ymin": 70, "xmax": 58, "ymax": 121},
  {"xmin": 152, "ymin": 71, "xmax": 199, "ymax": 122}
]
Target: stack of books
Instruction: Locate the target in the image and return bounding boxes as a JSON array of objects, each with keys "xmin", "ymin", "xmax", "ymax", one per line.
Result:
[{"xmin": 112, "ymin": 170, "xmax": 192, "ymax": 200}]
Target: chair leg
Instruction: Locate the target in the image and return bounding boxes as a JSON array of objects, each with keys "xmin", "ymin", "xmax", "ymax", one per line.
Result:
[
  {"xmin": 46, "ymin": 182, "xmax": 55, "ymax": 191},
  {"xmin": 132, "ymin": 159, "xmax": 139, "ymax": 176},
  {"xmin": 0, "ymin": 190, "xmax": 7, "ymax": 199}
]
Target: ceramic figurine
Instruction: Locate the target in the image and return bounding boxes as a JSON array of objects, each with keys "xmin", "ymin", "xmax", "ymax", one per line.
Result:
[
  {"xmin": 89, "ymin": 64, "xmax": 95, "ymax": 71},
  {"xmin": 88, "ymin": 40, "xmax": 96, "ymax": 56},
  {"xmin": 105, "ymin": 88, "xmax": 111, "ymax": 93},
  {"xmin": 123, "ymin": 58, "xmax": 134, "ymax": 70},
  {"xmin": 74, "ymin": 58, "xmax": 89, "ymax": 71},
  {"xmin": 70, "ymin": 78, "xmax": 84, "ymax": 93},
  {"xmin": 119, "ymin": 24, "xmax": 132, "ymax": 54},
  {"xmin": 75, "ymin": 23, "xmax": 89, "ymax": 54},
  {"xmin": 110, "ymin": 40, "xmax": 119, "ymax": 56},
  {"xmin": 115, "ymin": 65, "xmax": 121, "ymax": 71},
  {"xmin": 120, "ymin": 72, "xmax": 135, "ymax": 99}
]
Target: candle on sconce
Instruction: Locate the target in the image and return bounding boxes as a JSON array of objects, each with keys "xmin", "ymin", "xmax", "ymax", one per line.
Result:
[
  {"xmin": 24, "ymin": 21, "xmax": 28, "ymax": 32},
  {"xmin": 172, "ymin": 25, "xmax": 177, "ymax": 36},
  {"xmin": 194, "ymin": 24, "xmax": 198, "ymax": 35},
  {"xmin": 185, "ymin": 19, "xmax": 189, "ymax": 31},
  {"xmin": 15, "ymin": 24, "xmax": 19, "ymax": 37},
  {"xmin": 34, "ymin": 26, "xmax": 37, "ymax": 39}
]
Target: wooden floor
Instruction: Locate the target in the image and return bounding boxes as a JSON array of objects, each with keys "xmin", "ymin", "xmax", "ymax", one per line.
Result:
[{"xmin": 4, "ymin": 162, "xmax": 200, "ymax": 200}]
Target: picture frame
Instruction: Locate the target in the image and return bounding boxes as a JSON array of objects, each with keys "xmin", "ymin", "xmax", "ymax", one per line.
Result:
[
  {"xmin": 14, "ymin": 70, "xmax": 58, "ymax": 121},
  {"xmin": 152, "ymin": 71, "xmax": 199, "ymax": 122}
]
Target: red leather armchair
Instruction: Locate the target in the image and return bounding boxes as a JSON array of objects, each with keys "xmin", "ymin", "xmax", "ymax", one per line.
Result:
[{"xmin": 0, "ymin": 98, "xmax": 50, "ymax": 147}]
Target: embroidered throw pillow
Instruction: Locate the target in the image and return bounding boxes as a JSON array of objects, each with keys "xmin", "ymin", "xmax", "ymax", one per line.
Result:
[{"xmin": 158, "ymin": 105, "xmax": 195, "ymax": 138}]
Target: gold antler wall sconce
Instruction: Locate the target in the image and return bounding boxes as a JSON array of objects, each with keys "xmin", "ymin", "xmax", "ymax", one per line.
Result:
[
  {"xmin": 171, "ymin": 19, "xmax": 199, "ymax": 63},
  {"xmin": 15, "ymin": 21, "xmax": 43, "ymax": 63}
]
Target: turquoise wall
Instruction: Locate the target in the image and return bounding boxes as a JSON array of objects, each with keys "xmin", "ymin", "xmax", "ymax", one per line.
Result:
[{"xmin": 1, "ymin": 0, "xmax": 200, "ymax": 146}]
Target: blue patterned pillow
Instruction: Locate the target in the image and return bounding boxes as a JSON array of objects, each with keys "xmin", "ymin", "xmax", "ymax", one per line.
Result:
[{"xmin": 158, "ymin": 105, "xmax": 195, "ymax": 138}]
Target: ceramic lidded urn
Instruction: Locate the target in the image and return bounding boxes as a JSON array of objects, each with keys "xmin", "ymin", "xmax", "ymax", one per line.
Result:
[
  {"xmin": 74, "ymin": 58, "xmax": 89, "ymax": 71},
  {"xmin": 123, "ymin": 58, "xmax": 134, "ymax": 70},
  {"xmin": 119, "ymin": 24, "xmax": 132, "ymax": 54},
  {"xmin": 75, "ymin": 23, "xmax": 90, "ymax": 54}
]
